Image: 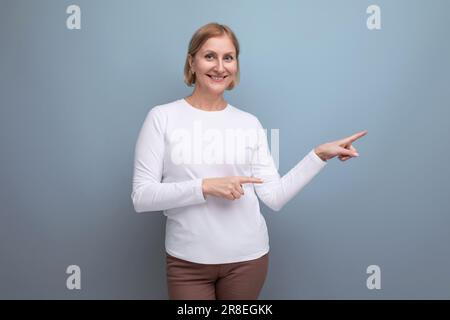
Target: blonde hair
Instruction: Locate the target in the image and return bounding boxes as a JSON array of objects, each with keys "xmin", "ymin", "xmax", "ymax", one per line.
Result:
[{"xmin": 184, "ymin": 22, "xmax": 240, "ymax": 90}]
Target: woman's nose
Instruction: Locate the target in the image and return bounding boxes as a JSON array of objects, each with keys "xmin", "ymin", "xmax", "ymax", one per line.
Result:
[{"xmin": 214, "ymin": 59, "xmax": 225, "ymax": 72}]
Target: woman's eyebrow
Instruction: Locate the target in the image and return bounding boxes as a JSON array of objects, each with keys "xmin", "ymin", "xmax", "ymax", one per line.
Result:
[{"xmin": 203, "ymin": 50, "xmax": 235, "ymax": 55}]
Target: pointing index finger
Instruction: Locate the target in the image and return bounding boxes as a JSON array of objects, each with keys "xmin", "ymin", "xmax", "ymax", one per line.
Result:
[
  {"xmin": 239, "ymin": 176, "xmax": 264, "ymax": 184},
  {"xmin": 342, "ymin": 130, "xmax": 368, "ymax": 144}
]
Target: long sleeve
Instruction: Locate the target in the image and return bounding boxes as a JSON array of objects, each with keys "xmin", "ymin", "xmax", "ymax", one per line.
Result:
[
  {"xmin": 131, "ymin": 107, "xmax": 207, "ymax": 213},
  {"xmin": 251, "ymin": 119, "xmax": 327, "ymax": 212}
]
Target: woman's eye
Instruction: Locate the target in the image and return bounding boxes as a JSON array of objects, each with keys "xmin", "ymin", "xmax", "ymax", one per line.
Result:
[{"xmin": 205, "ymin": 54, "xmax": 234, "ymax": 61}]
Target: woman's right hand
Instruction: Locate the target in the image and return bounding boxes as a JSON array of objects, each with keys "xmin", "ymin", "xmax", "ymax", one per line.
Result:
[{"xmin": 202, "ymin": 176, "xmax": 264, "ymax": 200}]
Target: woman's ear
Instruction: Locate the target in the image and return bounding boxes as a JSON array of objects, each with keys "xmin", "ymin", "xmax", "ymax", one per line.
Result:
[{"xmin": 188, "ymin": 54, "xmax": 193, "ymax": 70}]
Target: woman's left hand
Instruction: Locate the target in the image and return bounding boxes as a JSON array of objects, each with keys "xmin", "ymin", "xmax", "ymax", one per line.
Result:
[{"xmin": 314, "ymin": 130, "xmax": 368, "ymax": 162}]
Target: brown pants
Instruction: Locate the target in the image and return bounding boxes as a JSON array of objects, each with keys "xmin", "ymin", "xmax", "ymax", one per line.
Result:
[{"xmin": 166, "ymin": 252, "xmax": 269, "ymax": 300}]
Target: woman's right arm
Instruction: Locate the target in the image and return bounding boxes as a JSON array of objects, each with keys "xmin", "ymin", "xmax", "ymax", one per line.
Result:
[{"xmin": 131, "ymin": 107, "xmax": 207, "ymax": 213}]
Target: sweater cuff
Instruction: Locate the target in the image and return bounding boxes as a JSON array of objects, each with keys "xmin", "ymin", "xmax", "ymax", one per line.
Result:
[
  {"xmin": 193, "ymin": 178, "xmax": 207, "ymax": 202},
  {"xmin": 308, "ymin": 148, "xmax": 328, "ymax": 168}
]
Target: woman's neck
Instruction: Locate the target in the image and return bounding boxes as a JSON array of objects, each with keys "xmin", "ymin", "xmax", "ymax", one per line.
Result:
[{"xmin": 186, "ymin": 89, "xmax": 227, "ymax": 111}]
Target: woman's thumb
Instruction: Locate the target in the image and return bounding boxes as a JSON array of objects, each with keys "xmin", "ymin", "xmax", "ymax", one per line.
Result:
[{"xmin": 339, "ymin": 146, "xmax": 359, "ymax": 157}]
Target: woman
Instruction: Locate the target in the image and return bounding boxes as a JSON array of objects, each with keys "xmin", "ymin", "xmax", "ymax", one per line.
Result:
[{"xmin": 131, "ymin": 22, "xmax": 367, "ymax": 300}]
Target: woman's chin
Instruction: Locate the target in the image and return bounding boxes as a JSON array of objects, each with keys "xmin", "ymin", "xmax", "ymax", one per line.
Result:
[{"xmin": 204, "ymin": 84, "xmax": 228, "ymax": 94}]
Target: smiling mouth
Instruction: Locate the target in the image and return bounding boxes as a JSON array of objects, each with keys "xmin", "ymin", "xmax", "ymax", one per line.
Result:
[{"xmin": 207, "ymin": 74, "xmax": 228, "ymax": 82}]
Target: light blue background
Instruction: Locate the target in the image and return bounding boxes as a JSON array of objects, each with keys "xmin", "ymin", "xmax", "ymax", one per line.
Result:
[{"xmin": 1, "ymin": 0, "xmax": 449, "ymax": 299}]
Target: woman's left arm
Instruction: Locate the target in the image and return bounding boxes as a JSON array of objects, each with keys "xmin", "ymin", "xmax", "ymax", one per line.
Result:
[{"xmin": 251, "ymin": 118, "xmax": 367, "ymax": 212}]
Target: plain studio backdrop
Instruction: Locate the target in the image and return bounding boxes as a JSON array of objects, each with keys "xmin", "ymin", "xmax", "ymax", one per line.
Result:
[{"xmin": 0, "ymin": 0, "xmax": 449, "ymax": 299}]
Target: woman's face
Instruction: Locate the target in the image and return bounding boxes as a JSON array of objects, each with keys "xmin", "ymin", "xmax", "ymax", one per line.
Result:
[{"xmin": 189, "ymin": 35, "xmax": 238, "ymax": 95}]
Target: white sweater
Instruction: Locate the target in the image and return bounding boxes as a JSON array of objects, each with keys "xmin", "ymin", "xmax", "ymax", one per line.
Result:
[{"xmin": 131, "ymin": 98, "xmax": 327, "ymax": 264}]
